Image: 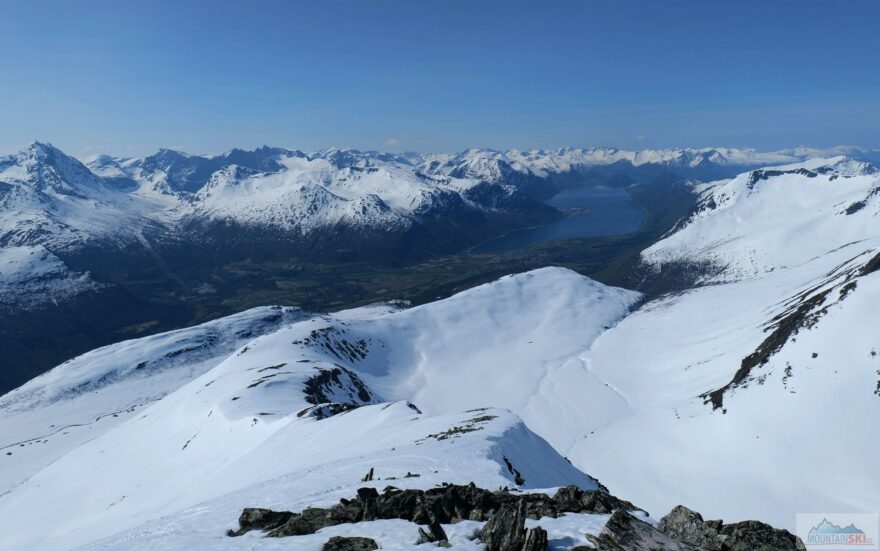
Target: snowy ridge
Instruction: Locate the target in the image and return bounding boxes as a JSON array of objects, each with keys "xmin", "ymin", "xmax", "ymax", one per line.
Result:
[
  {"xmin": 566, "ymin": 157, "xmax": 880, "ymax": 527},
  {"xmin": 578, "ymin": 242, "xmax": 880, "ymax": 528},
  {"xmin": 641, "ymin": 156, "xmax": 880, "ymax": 283},
  {"xmin": 2, "ymin": 141, "xmax": 876, "ymax": 255},
  {"xmin": 0, "ymin": 143, "xmax": 162, "ymax": 251},
  {"xmin": 0, "ymin": 268, "xmax": 627, "ymax": 550},
  {"xmin": 0, "ymin": 245, "xmax": 101, "ymax": 309}
]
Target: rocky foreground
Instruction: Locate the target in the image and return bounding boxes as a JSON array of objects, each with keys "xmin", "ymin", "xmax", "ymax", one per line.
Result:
[{"xmin": 226, "ymin": 483, "xmax": 803, "ymax": 550}]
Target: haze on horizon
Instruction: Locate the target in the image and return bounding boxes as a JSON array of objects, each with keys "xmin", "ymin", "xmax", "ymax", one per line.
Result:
[{"xmin": 1, "ymin": 0, "xmax": 878, "ymax": 157}]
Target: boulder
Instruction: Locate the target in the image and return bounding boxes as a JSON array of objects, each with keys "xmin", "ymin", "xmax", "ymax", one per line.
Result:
[
  {"xmin": 658, "ymin": 504, "xmax": 804, "ymax": 551},
  {"xmin": 226, "ymin": 507, "xmax": 293, "ymax": 536},
  {"xmin": 522, "ymin": 526, "xmax": 550, "ymax": 551},
  {"xmin": 658, "ymin": 505, "xmax": 723, "ymax": 549},
  {"xmin": 719, "ymin": 520, "xmax": 803, "ymax": 551},
  {"xmin": 480, "ymin": 499, "xmax": 527, "ymax": 551},
  {"xmin": 586, "ymin": 510, "xmax": 696, "ymax": 550},
  {"xmin": 321, "ymin": 536, "xmax": 379, "ymax": 551},
  {"xmin": 552, "ymin": 485, "xmax": 643, "ymax": 514},
  {"xmin": 417, "ymin": 520, "xmax": 449, "ymax": 544}
]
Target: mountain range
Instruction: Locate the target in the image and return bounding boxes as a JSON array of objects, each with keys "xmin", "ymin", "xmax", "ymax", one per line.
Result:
[{"xmin": 1, "ymin": 147, "xmax": 878, "ymax": 549}]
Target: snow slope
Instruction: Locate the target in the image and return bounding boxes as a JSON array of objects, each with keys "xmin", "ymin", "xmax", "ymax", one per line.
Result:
[
  {"xmin": 0, "ymin": 245, "xmax": 101, "ymax": 309},
  {"xmin": 0, "ymin": 268, "xmax": 629, "ymax": 550},
  {"xmin": 641, "ymin": 156, "xmax": 880, "ymax": 282},
  {"xmin": 577, "ymin": 244, "xmax": 880, "ymax": 528},
  {"xmin": 568, "ymin": 157, "xmax": 880, "ymax": 527}
]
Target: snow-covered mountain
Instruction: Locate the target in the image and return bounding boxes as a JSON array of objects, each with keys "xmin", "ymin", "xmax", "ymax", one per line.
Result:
[
  {"xmin": 0, "ymin": 142, "xmax": 164, "ymax": 251},
  {"xmin": 5, "ymin": 140, "xmax": 877, "ymax": 254},
  {"xmin": 0, "ymin": 269, "xmax": 630, "ymax": 550},
  {"xmin": 5, "ymin": 239, "xmax": 875, "ymax": 548},
  {"xmin": 2, "ymin": 149, "xmax": 879, "ymax": 549},
  {"xmin": 0, "ymin": 245, "xmax": 103, "ymax": 309},
  {"xmin": 577, "ymin": 157, "xmax": 880, "ymax": 527},
  {"xmin": 0, "ymin": 142, "xmax": 549, "ymax": 255},
  {"xmin": 641, "ymin": 156, "xmax": 879, "ymax": 283}
]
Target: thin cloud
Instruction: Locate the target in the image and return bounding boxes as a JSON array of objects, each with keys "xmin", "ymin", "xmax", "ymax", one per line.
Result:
[{"xmin": 385, "ymin": 138, "xmax": 400, "ymax": 145}]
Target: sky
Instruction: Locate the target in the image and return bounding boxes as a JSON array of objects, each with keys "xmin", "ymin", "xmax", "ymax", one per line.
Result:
[{"xmin": 1, "ymin": 0, "xmax": 879, "ymax": 157}]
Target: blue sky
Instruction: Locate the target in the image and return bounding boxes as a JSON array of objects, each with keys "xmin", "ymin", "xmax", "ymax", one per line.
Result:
[{"xmin": 1, "ymin": 0, "xmax": 878, "ymax": 156}]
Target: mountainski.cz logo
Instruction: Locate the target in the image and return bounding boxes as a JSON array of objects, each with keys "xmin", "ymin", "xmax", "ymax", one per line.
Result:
[{"xmin": 797, "ymin": 514, "xmax": 879, "ymax": 549}]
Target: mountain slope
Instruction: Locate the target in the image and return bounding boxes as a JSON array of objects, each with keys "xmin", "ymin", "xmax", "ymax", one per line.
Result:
[
  {"xmin": 641, "ymin": 156, "xmax": 880, "ymax": 283},
  {"xmin": 0, "ymin": 245, "xmax": 102, "ymax": 309},
  {"xmin": 569, "ymin": 157, "xmax": 880, "ymax": 527},
  {"xmin": 0, "ymin": 269, "xmax": 629, "ymax": 550}
]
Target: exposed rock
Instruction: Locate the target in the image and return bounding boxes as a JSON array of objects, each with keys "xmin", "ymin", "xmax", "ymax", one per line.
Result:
[
  {"xmin": 552, "ymin": 485, "xmax": 642, "ymax": 515},
  {"xmin": 705, "ymin": 285, "xmax": 834, "ymax": 409},
  {"xmin": 226, "ymin": 484, "xmax": 798, "ymax": 551},
  {"xmin": 225, "ymin": 507, "xmax": 293, "ymax": 536},
  {"xmin": 659, "ymin": 504, "xmax": 803, "ymax": 551},
  {"xmin": 719, "ymin": 520, "xmax": 803, "ymax": 550},
  {"xmin": 321, "ymin": 536, "xmax": 379, "ymax": 551},
  {"xmin": 480, "ymin": 500, "xmax": 527, "ymax": 551},
  {"xmin": 267, "ymin": 507, "xmax": 332, "ymax": 537},
  {"xmin": 522, "ymin": 525, "xmax": 550, "ymax": 551},
  {"xmin": 658, "ymin": 505, "xmax": 723, "ymax": 549},
  {"xmin": 227, "ymin": 483, "xmax": 642, "ymax": 539},
  {"xmin": 586, "ymin": 510, "xmax": 696, "ymax": 550},
  {"xmin": 417, "ymin": 519, "xmax": 449, "ymax": 544}
]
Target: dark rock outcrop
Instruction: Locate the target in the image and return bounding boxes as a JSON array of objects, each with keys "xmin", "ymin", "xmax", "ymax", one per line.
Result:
[
  {"xmin": 226, "ymin": 484, "xmax": 800, "ymax": 551},
  {"xmin": 321, "ymin": 536, "xmax": 379, "ymax": 551},
  {"xmin": 586, "ymin": 510, "xmax": 696, "ymax": 550},
  {"xmin": 659, "ymin": 505, "xmax": 803, "ymax": 551},
  {"xmin": 227, "ymin": 483, "xmax": 642, "ymax": 539},
  {"xmin": 417, "ymin": 520, "xmax": 449, "ymax": 544},
  {"xmin": 552, "ymin": 485, "xmax": 640, "ymax": 515},
  {"xmin": 659, "ymin": 505, "xmax": 723, "ymax": 549},
  {"xmin": 225, "ymin": 507, "xmax": 294, "ymax": 536},
  {"xmin": 480, "ymin": 500, "xmax": 527, "ymax": 551},
  {"xmin": 718, "ymin": 520, "xmax": 803, "ymax": 550},
  {"xmin": 522, "ymin": 525, "xmax": 550, "ymax": 551}
]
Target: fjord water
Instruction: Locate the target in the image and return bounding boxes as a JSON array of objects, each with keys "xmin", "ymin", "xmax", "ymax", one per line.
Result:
[{"xmin": 472, "ymin": 185, "xmax": 645, "ymax": 253}]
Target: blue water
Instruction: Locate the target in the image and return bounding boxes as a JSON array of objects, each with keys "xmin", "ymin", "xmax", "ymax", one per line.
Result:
[{"xmin": 471, "ymin": 186, "xmax": 644, "ymax": 254}]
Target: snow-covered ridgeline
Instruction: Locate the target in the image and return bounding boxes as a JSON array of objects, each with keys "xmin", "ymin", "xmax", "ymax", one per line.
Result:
[
  {"xmin": 0, "ymin": 268, "xmax": 626, "ymax": 550},
  {"xmin": 0, "ymin": 245, "xmax": 102, "ymax": 309},
  {"xmin": 641, "ymin": 156, "xmax": 880, "ymax": 283},
  {"xmin": 4, "ymin": 141, "xmax": 879, "ymax": 253}
]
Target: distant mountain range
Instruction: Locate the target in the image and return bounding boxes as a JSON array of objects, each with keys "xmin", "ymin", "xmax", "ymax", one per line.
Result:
[
  {"xmin": 3, "ymin": 141, "xmax": 878, "ymax": 254},
  {"xmin": 1, "ymin": 141, "xmax": 879, "ymax": 383},
  {"xmin": 1, "ymin": 144, "xmax": 879, "ymax": 548}
]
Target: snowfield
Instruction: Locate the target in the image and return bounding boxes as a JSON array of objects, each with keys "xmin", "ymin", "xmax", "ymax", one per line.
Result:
[{"xmin": 1, "ymin": 155, "xmax": 879, "ymax": 549}]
